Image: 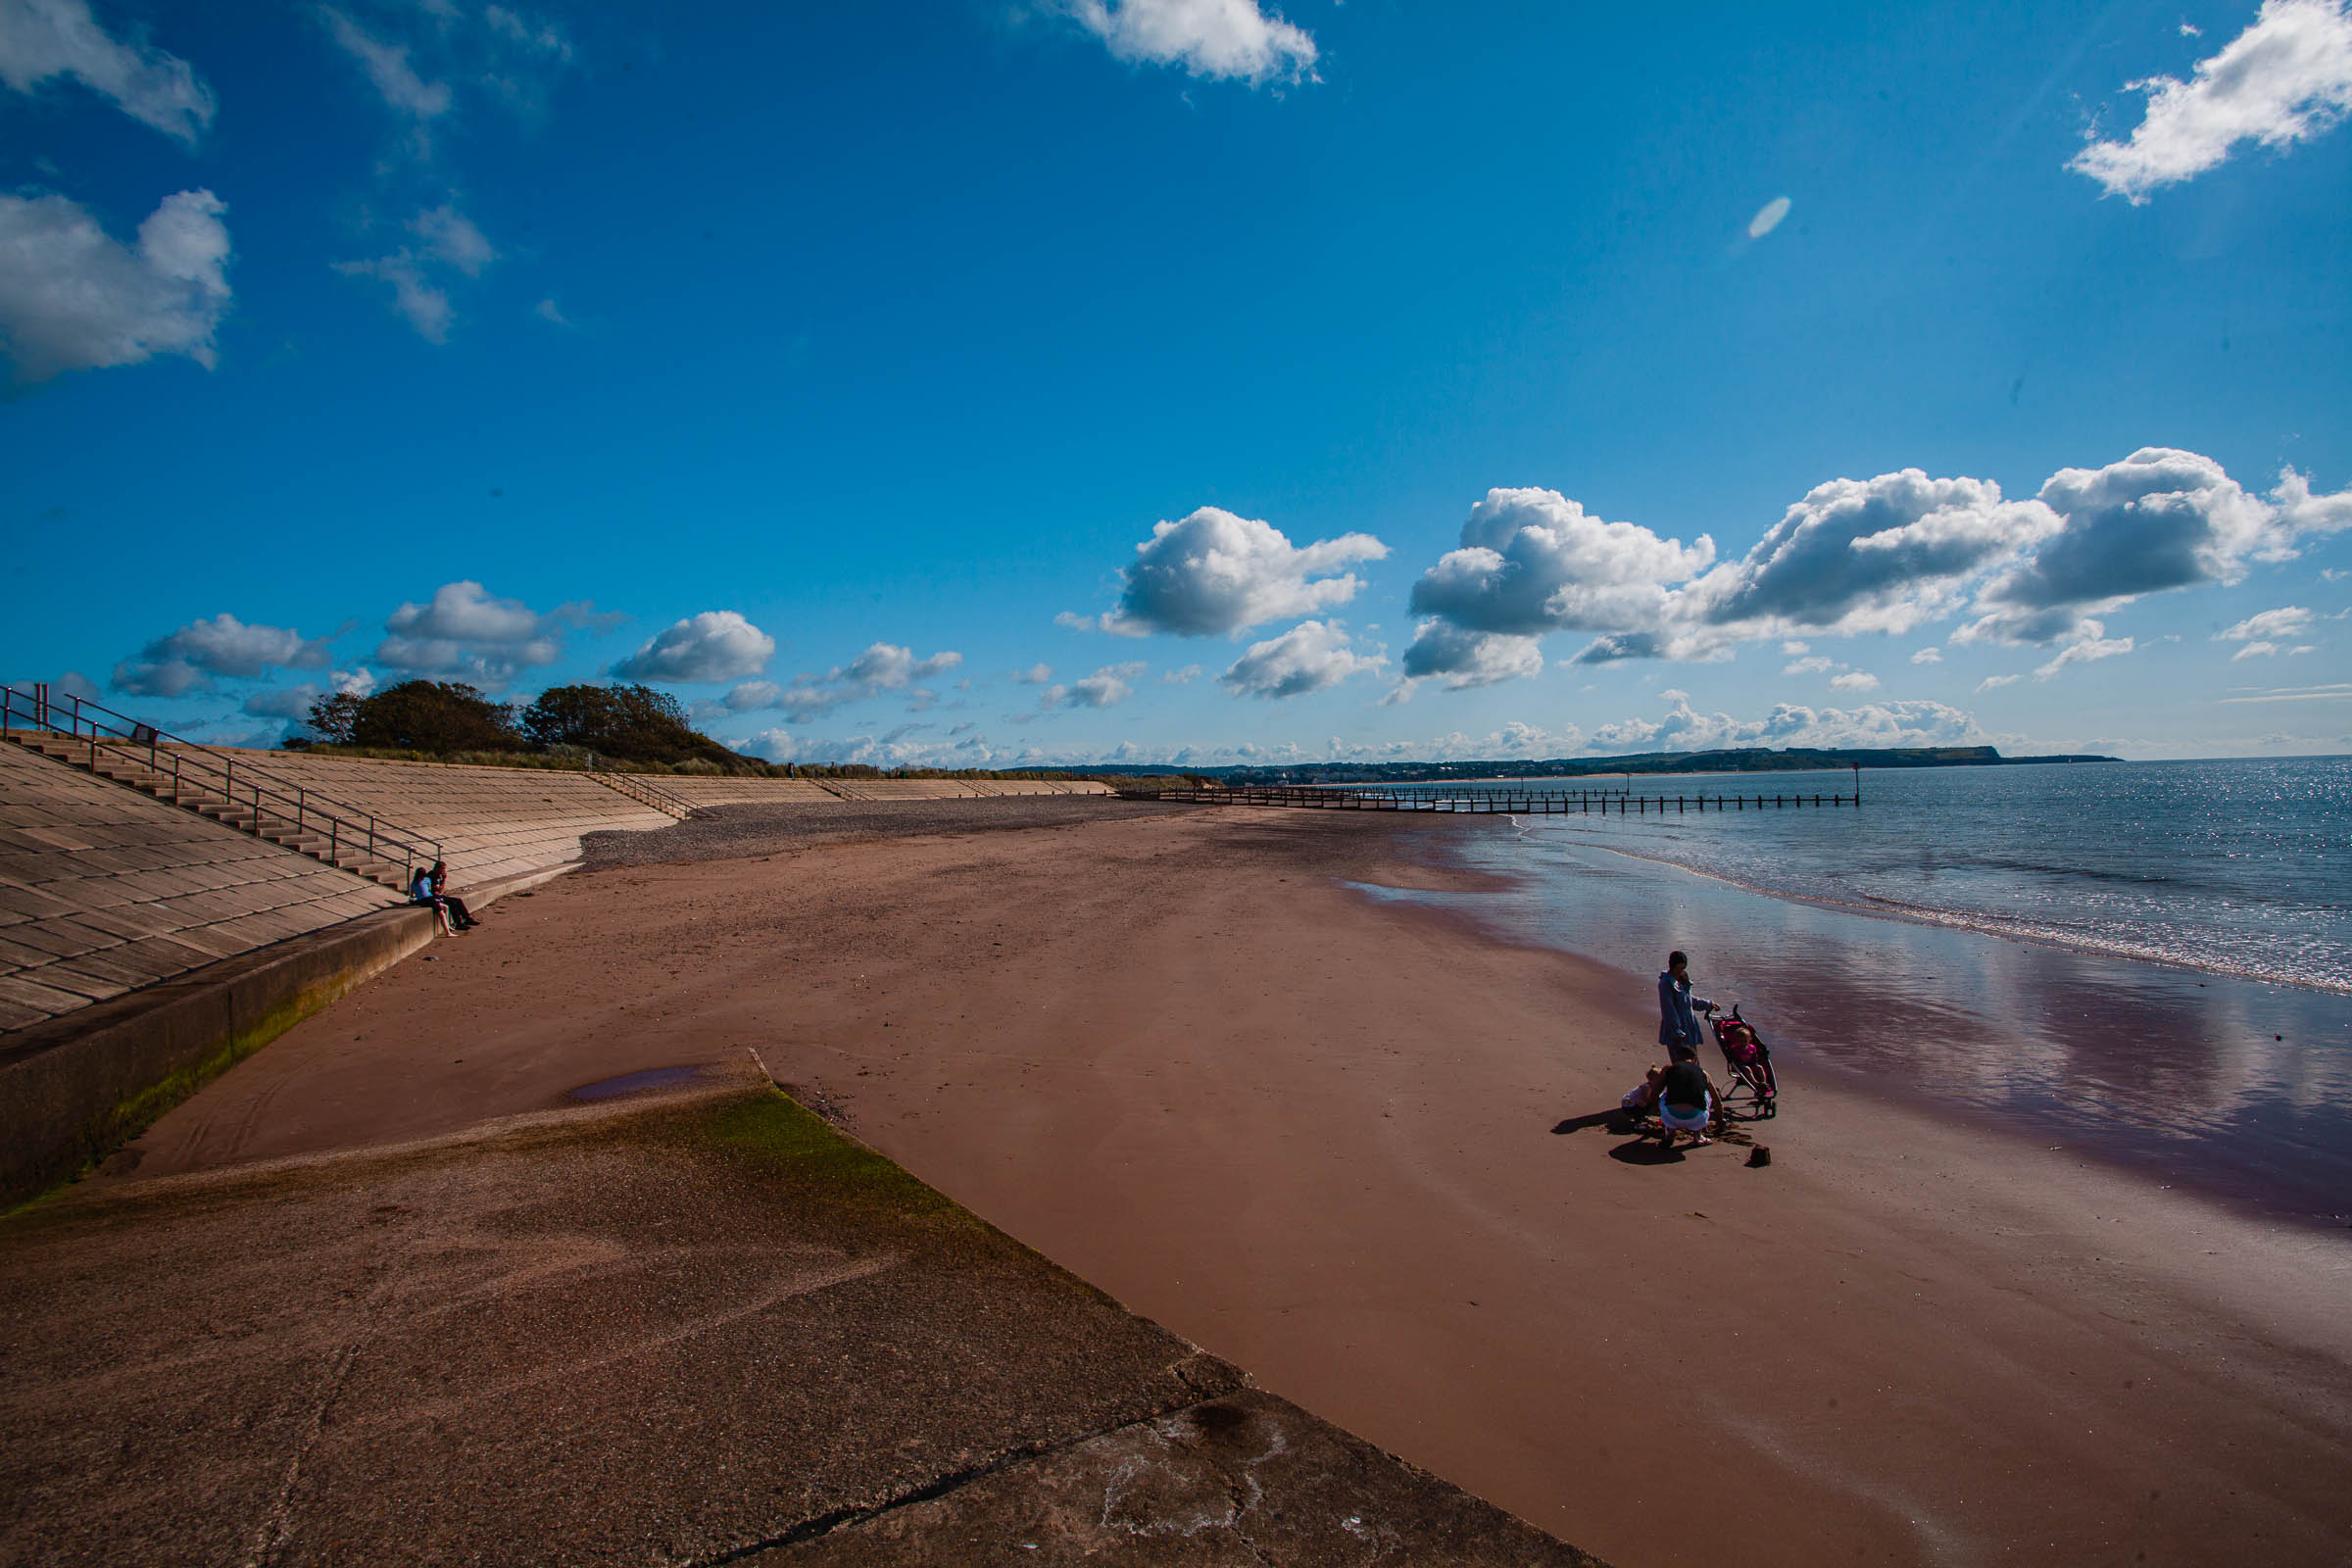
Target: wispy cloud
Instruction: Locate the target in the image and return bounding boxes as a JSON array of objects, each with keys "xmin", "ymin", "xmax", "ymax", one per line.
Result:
[
  {"xmin": 333, "ymin": 203, "xmax": 498, "ymax": 342},
  {"xmin": 725, "ymin": 643, "xmax": 962, "ymax": 719},
  {"xmin": 2218, "ymin": 682, "xmax": 2352, "ymax": 703},
  {"xmin": 0, "ymin": 0, "xmax": 215, "ymax": 142},
  {"xmin": 321, "ymin": 7, "xmax": 452, "ymax": 127}
]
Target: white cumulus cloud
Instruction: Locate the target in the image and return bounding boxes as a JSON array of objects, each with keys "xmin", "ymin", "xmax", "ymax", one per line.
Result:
[
  {"xmin": 1830, "ymin": 669, "xmax": 1882, "ymax": 691},
  {"xmin": 113, "ymin": 612, "xmax": 336, "ymax": 698},
  {"xmin": 1043, "ymin": 662, "xmax": 1146, "ymax": 710},
  {"xmin": 1396, "ymin": 623, "xmax": 1545, "ymax": 693},
  {"xmin": 1075, "ymin": 506, "xmax": 1388, "ymax": 637},
  {"xmin": 1055, "ymin": 0, "xmax": 1316, "ymax": 85},
  {"xmin": 1220, "ymin": 621, "xmax": 1385, "ymax": 699},
  {"xmin": 1397, "ymin": 450, "xmax": 2352, "ymax": 689},
  {"xmin": 1409, "ymin": 486, "xmax": 1715, "ymax": 639},
  {"xmin": 1959, "ymin": 449, "xmax": 2337, "ymax": 645},
  {"xmin": 242, "ymin": 667, "xmax": 375, "ymax": 720},
  {"xmin": 0, "ymin": 188, "xmax": 229, "ymax": 380},
  {"xmin": 1583, "ymin": 695, "xmax": 1985, "ymax": 756},
  {"xmin": 611, "ymin": 611, "xmax": 775, "ymax": 684},
  {"xmin": 1682, "ymin": 469, "xmax": 2060, "ymax": 640},
  {"xmin": 0, "ymin": 0, "xmax": 214, "ymax": 141},
  {"xmin": 375, "ymin": 580, "xmax": 611, "ymax": 687},
  {"xmin": 2071, "ymin": 0, "xmax": 2352, "ymax": 201}
]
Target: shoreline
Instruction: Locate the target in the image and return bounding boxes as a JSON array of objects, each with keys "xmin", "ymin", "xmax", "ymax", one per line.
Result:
[
  {"xmin": 1396, "ymin": 811, "xmax": 2352, "ymax": 1229},
  {"xmin": 1489, "ymin": 819, "xmax": 2352, "ymax": 1001},
  {"xmin": 91, "ymin": 803, "xmax": 2352, "ymax": 1566}
]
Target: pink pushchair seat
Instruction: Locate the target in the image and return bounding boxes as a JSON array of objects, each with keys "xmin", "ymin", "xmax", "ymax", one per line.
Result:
[{"xmin": 1709, "ymin": 1004, "xmax": 1780, "ymax": 1120}]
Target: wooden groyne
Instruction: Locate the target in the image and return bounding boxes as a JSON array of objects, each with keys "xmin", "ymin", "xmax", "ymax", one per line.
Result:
[{"xmin": 1122, "ymin": 781, "xmax": 1861, "ymax": 813}]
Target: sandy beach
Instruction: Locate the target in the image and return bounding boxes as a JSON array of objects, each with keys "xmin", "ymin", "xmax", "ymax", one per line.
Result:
[{"xmin": 104, "ymin": 802, "xmax": 2352, "ymax": 1567}]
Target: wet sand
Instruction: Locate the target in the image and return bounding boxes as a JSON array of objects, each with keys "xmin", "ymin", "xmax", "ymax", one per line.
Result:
[{"xmin": 104, "ymin": 804, "xmax": 2352, "ymax": 1567}]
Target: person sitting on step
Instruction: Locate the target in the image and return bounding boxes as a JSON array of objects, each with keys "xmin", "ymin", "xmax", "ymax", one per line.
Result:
[
  {"xmin": 429, "ymin": 859, "xmax": 479, "ymax": 932},
  {"xmin": 408, "ymin": 861, "xmax": 455, "ymax": 936}
]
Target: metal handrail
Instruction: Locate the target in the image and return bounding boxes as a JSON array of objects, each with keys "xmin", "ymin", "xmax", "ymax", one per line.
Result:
[
  {"xmin": 2, "ymin": 682, "xmax": 442, "ymax": 882},
  {"xmin": 584, "ymin": 763, "xmax": 696, "ymax": 817}
]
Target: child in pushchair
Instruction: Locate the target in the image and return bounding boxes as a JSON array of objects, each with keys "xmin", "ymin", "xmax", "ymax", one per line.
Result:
[
  {"xmin": 1618, "ymin": 1004, "xmax": 1780, "ymax": 1138},
  {"xmin": 1709, "ymin": 1004, "xmax": 1778, "ymax": 1120}
]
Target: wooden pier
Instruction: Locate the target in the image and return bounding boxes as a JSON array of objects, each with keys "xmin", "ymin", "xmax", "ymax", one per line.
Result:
[{"xmin": 1123, "ymin": 780, "xmax": 1861, "ymax": 814}]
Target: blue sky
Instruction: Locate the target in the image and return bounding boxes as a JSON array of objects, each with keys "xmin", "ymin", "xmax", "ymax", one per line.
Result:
[{"xmin": 3, "ymin": 0, "xmax": 2348, "ymax": 765}]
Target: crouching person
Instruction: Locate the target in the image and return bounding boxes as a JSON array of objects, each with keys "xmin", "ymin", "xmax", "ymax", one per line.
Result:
[{"xmin": 1655, "ymin": 1053, "xmax": 1717, "ymax": 1150}]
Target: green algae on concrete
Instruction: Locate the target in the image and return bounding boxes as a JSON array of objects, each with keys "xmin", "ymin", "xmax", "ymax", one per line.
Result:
[
  {"xmin": 698, "ymin": 1085, "xmax": 975, "ymax": 1228},
  {"xmin": 1, "ymin": 906, "xmax": 438, "ymax": 1210}
]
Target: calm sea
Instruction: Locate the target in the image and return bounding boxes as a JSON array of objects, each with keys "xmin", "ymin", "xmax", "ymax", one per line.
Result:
[{"xmin": 1366, "ymin": 758, "xmax": 2352, "ymax": 1224}]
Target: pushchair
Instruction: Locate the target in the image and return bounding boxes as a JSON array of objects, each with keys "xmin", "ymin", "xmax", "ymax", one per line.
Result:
[{"xmin": 1708, "ymin": 1004, "xmax": 1779, "ymax": 1120}]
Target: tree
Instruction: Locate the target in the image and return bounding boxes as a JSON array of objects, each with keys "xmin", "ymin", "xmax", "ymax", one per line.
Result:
[
  {"xmin": 519, "ymin": 682, "xmax": 747, "ymax": 766},
  {"xmin": 346, "ymin": 681, "xmax": 525, "ymax": 753},
  {"xmin": 304, "ymin": 692, "xmax": 365, "ymax": 746}
]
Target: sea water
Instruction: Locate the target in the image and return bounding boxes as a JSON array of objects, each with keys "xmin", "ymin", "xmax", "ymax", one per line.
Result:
[{"xmin": 1377, "ymin": 758, "xmax": 2352, "ymax": 1223}]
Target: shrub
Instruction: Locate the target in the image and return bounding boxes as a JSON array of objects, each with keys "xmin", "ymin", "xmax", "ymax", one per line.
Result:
[
  {"xmin": 343, "ymin": 681, "xmax": 525, "ymax": 753},
  {"xmin": 519, "ymin": 682, "xmax": 754, "ymax": 767}
]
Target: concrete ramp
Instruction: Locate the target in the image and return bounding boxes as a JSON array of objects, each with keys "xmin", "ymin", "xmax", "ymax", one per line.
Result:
[{"xmin": 0, "ymin": 1077, "xmax": 1604, "ymax": 1567}]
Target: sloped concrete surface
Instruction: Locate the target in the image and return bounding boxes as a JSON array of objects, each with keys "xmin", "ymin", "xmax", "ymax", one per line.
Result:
[
  {"xmin": 193, "ymin": 748, "xmax": 672, "ymax": 893},
  {"xmin": 0, "ymin": 1072, "xmax": 1601, "ymax": 1567},
  {"xmin": 0, "ymin": 742, "xmax": 400, "ymax": 1033},
  {"xmin": 760, "ymin": 1391, "xmax": 1603, "ymax": 1566}
]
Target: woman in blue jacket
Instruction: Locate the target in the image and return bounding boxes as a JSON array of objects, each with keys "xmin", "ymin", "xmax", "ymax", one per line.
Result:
[{"xmin": 1657, "ymin": 950, "xmax": 1714, "ymax": 1060}]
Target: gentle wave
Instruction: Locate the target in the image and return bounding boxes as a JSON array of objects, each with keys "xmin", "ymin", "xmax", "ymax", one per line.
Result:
[
  {"xmin": 1427, "ymin": 757, "xmax": 2352, "ymax": 998},
  {"xmin": 1564, "ymin": 833, "xmax": 2352, "ymax": 997}
]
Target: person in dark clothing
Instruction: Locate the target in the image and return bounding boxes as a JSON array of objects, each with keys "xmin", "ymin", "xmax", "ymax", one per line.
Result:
[
  {"xmin": 1655, "ymin": 1055, "xmax": 1718, "ymax": 1149},
  {"xmin": 428, "ymin": 860, "xmax": 479, "ymax": 931},
  {"xmin": 408, "ymin": 861, "xmax": 453, "ymax": 936}
]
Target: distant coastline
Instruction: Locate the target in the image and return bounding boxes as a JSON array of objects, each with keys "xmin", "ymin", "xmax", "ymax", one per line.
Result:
[{"xmin": 1068, "ymin": 744, "xmax": 2121, "ymax": 788}]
